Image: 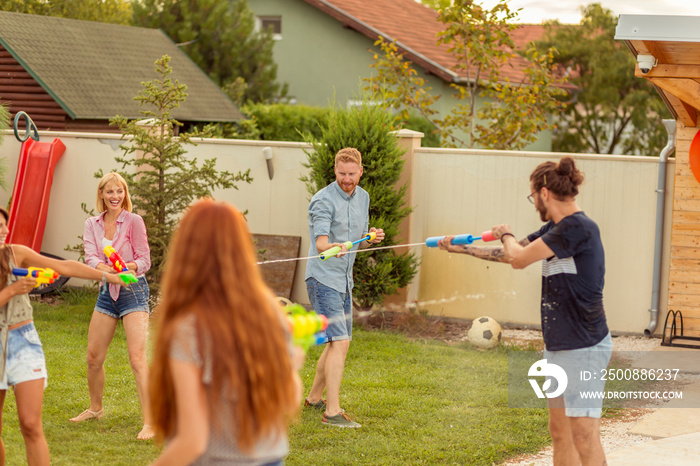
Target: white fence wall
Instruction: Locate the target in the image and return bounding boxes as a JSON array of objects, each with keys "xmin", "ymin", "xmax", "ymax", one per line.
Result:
[
  {"xmin": 0, "ymin": 130, "xmax": 672, "ymax": 334},
  {"xmin": 409, "ymin": 148, "xmax": 673, "ymax": 335}
]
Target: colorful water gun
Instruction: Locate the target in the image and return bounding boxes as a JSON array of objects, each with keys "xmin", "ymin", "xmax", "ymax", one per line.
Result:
[
  {"xmin": 425, "ymin": 230, "xmax": 497, "ymax": 247},
  {"xmin": 104, "ymin": 245, "xmax": 129, "ymax": 272},
  {"xmin": 116, "ymin": 273, "xmax": 138, "ymax": 285},
  {"xmin": 285, "ymin": 303, "xmax": 328, "ymax": 351},
  {"xmin": 13, "ymin": 267, "xmax": 59, "ymax": 287},
  {"xmin": 319, "ymin": 231, "xmax": 377, "ymax": 261},
  {"xmin": 103, "ymin": 246, "xmax": 138, "ymax": 285}
]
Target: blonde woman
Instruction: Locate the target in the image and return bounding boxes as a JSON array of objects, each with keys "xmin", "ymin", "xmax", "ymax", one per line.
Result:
[{"xmin": 70, "ymin": 173, "xmax": 153, "ymax": 440}]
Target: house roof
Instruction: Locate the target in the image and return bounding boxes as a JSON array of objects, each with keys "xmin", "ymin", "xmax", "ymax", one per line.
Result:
[
  {"xmin": 0, "ymin": 11, "xmax": 243, "ymax": 122},
  {"xmin": 301, "ymin": 0, "xmax": 550, "ymax": 85},
  {"xmin": 615, "ymin": 14, "xmax": 700, "ymax": 126}
]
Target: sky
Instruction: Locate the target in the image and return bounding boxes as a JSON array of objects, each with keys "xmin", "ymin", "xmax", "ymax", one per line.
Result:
[{"xmin": 479, "ymin": 0, "xmax": 700, "ymax": 24}]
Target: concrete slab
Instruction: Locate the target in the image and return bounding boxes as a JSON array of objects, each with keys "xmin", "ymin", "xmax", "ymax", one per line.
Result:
[
  {"xmin": 628, "ymin": 407, "xmax": 700, "ymax": 438},
  {"xmin": 627, "ymin": 379, "xmax": 700, "ymax": 437},
  {"xmin": 630, "ymin": 345, "xmax": 700, "ymax": 374},
  {"xmin": 607, "ymin": 431, "xmax": 700, "ymax": 465}
]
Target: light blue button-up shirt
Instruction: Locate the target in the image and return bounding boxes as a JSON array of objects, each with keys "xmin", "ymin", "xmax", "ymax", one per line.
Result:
[{"xmin": 305, "ymin": 181, "xmax": 370, "ymax": 293}]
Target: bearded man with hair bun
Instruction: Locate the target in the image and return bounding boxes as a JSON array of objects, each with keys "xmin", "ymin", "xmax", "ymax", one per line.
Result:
[{"xmin": 439, "ymin": 156, "xmax": 611, "ymax": 465}]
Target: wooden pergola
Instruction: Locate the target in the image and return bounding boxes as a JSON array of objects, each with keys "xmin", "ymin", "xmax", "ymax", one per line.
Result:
[{"xmin": 617, "ymin": 15, "xmax": 700, "ymax": 347}]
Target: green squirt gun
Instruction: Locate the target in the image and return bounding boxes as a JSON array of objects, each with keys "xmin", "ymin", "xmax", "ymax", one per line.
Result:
[{"xmin": 285, "ymin": 303, "xmax": 328, "ymax": 351}]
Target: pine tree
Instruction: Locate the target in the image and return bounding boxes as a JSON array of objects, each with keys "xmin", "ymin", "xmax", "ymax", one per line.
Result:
[
  {"xmin": 302, "ymin": 100, "xmax": 419, "ymax": 312},
  {"xmin": 109, "ymin": 55, "xmax": 252, "ymax": 289},
  {"xmin": 0, "ymin": 103, "xmax": 9, "ymax": 188},
  {"xmin": 0, "ymin": 102, "xmax": 8, "ymax": 142}
]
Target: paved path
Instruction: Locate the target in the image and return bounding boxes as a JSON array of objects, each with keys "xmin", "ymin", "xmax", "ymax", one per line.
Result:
[{"xmin": 608, "ymin": 345, "xmax": 700, "ymax": 465}]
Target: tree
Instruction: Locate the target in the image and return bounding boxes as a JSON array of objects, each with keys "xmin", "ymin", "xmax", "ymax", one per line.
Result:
[
  {"xmin": 0, "ymin": 102, "xmax": 8, "ymax": 141},
  {"xmin": 109, "ymin": 55, "xmax": 252, "ymax": 287},
  {"xmin": 365, "ymin": 0, "xmax": 567, "ymax": 149},
  {"xmin": 0, "ymin": 0, "xmax": 133, "ymax": 24},
  {"xmin": 418, "ymin": 0, "xmax": 452, "ymax": 9},
  {"xmin": 301, "ymin": 98, "xmax": 419, "ymax": 312},
  {"xmin": 0, "ymin": 103, "xmax": 9, "ymax": 188},
  {"xmin": 132, "ymin": 0, "xmax": 285, "ymax": 104},
  {"xmin": 533, "ymin": 3, "xmax": 671, "ymax": 156}
]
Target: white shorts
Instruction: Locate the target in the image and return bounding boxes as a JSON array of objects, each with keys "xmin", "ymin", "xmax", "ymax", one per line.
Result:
[
  {"xmin": 0, "ymin": 322, "xmax": 48, "ymax": 390},
  {"xmin": 544, "ymin": 333, "xmax": 612, "ymax": 418}
]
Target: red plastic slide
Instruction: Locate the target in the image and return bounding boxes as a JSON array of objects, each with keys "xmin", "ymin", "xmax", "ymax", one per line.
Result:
[{"xmin": 7, "ymin": 137, "xmax": 66, "ymax": 252}]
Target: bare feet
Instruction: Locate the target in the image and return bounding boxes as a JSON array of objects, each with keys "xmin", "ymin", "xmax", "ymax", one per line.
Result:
[{"xmin": 137, "ymin": 424, "xmax": 155, "ymax": 440}]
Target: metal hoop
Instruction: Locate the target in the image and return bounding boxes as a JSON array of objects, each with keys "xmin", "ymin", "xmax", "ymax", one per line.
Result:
[{"xmin": 13, "ymin": 111, "xmax": 40, "ymax": 142}]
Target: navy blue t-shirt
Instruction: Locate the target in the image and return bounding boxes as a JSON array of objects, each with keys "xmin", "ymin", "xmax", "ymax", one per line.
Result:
[{"xmin": 527, "ymin": 212, "xmax": 609, "ymax": 351}]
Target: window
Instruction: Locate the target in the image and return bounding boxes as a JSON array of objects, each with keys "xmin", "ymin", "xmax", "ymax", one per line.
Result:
[{"xmin": 257, "ymin": 16, "xmax": 282, "ymax": 40}]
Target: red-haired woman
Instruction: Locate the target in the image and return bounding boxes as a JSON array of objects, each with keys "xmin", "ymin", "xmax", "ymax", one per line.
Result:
[
  {"xmin": 149, "ymin": 199, "xmax": 302, "ymax": 466},
  {"xmin": 0, "ymin": 206, "xmax": 131, "ymax": 465}
]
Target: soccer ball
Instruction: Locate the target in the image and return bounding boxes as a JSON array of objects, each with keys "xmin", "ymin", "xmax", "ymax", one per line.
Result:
[{"xmin": 467, "ymin": 316, "xmax": 502, "ymax": 349}]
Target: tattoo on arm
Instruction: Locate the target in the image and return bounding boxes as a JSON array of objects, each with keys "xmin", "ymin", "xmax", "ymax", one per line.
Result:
[
  {"xmin": 458, "ymin": 238, "xmax": 530, "ymax": 264},
  {"xmin": 460, "ymin": 246, "xmax": 507, "ymax": 263}
]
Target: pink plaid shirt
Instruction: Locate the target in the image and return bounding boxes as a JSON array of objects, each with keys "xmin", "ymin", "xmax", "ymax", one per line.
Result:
[{"xmin": 84, "ymin": 210, "xmax": 151, "ymax": 301}]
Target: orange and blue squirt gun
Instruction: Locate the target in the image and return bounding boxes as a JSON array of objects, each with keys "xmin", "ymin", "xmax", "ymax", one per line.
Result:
[
  {"xmin": 285, "ymin": 304, "xmax": 328, "ymax": 351},
  {"xmin": 425, "ymin": 230, "xmax": 497, "ymax": 247},
  {"xmin": 104, "ymin": 245, "xmax": 129, "ymax": 272},
  {"xmin": 12, "ymin": 267, "xmax": 59, "ymax": 287}
]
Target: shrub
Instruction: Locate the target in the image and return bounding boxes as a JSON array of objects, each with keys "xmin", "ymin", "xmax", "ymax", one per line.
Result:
[
  {"xmin": 302, "ymin": 98, "xmax": 419, "ymax": 312},
  {"xmin": 399, "ymin": 113, "xmax": 441, "ymax": 147}
]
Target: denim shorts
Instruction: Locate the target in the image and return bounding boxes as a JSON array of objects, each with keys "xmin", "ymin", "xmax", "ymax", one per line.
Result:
[
  {"xmin": 95, "ymin": 276, "xmax": 150, "ymax": 319},
  {"xmin": 544, "ymin": 332, "xmax": 613, "ymax": 418},
  {"xmin": 0, "ymin": 322, "xmax": 48, "ymax": 389},
  {"xmin": 306, "ymin": 277, "xmax": 352, "ymax": 342}
]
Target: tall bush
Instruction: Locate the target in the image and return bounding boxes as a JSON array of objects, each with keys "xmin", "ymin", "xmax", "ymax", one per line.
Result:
[
  {"xmin": 244, "ymin": 103, "xmax": 330, "ymax": 142},
  {"xmin": 207, "ymin": 103, "xmax": 331, "ymax": 142},
  {"xmin": 400, "ymin": 113, "xmax": 441, "ymax": 147},
  {"xmin": 302, "ymin": 100, "xmax": 419, "ymax": 312}
]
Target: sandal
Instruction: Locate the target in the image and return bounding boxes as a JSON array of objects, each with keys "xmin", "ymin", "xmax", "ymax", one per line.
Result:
[
  {"xmin": 137, "ymin": 424, "xmax": 155, "ymax": 440},
  {"xmin": 69, "ymin": 408, "xmax": 104, "ymax": 422}
]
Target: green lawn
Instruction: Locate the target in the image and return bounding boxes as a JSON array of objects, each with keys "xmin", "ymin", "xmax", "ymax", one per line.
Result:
[
  {"xmin": 290, "ymin": 331, "xmax": 550, "ymax": 465},
  {"xmin": 3, "ymin": 287, "xmax": 161, "ymax": 465},
  {"xmin": 2, "ymin": 288, "xmax": 551, "ymax": 465}
]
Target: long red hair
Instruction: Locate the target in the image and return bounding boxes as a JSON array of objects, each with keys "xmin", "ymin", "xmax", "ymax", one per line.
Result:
[{"xmin": 149, "ymin": 199, "xmax": 298, "ymax": 450}]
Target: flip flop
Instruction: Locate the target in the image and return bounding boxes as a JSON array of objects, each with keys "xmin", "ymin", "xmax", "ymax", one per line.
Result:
[{"xmin": 69, "ymin": 408, "xmax": 104, "ymax": 422}]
